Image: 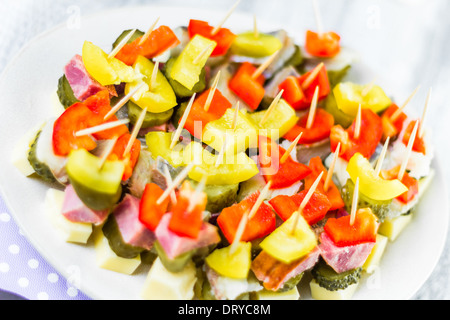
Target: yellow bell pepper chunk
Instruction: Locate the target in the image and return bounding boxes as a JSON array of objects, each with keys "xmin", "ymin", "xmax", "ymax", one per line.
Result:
[
  {"xmin": 333, "ymin": 82, "xmax": 392, "ymax": 117},
  {"xmin": 82, "ymin": 41, "xmax": 137, "ymax": 86},
  {"xmin": 246, "ymin": 99, "xmax": 299, "ymax": 139},
  {"xmin": 205, "ymin": 242, "xmax": 251, "ymax": 279},
  {"xmin": 145, "ymin": 132, "xmax": 186, "ymax": 168},
  {"xmin": 202, "ymin": 108, "xmax": 259, "ymax": 154},
  {"xmin": 169, "ymin": 35, "xmax": 217, "ymax": 90},
  {"xmin": 125, "ymin": 56, "xmax": 177, "ymax": 113},
  {"xmin": 259, "ymin": 213, "xmax": 317, "ymax": 265},
  {"xmin": 347, "ymin": 153, "xmax": 408, "ymax": 201},
  {"xmin": 231, "ymin": 32, "xmax": 283, "ymax": 58},
  {"xmin": 183, "ymin": 142, "xmax": 258, "ymax": 185}
]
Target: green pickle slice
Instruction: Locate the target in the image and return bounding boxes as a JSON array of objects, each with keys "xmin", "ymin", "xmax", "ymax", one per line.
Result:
[
  {"xmin": 66, "ymin": 149, "xmax": 125, "ymax": 211},
  {"xmin": 164, "ymin": 58, "xmax": 206, "ymax": 98},
  {"xmin": 57, "ymin": 75, "xmax": 80, "ymax": 109},
  {"xmin": 28, "ymin": 130, "xmax": 57, "ymax": 183},
  {"xmin": 311, "ymin": 259, "xmax": 362, "ymax": 292},
  {"xmin": 112, "ymin": 29, "xmax": 145, "ymax": 49},
  {"xmin": 231, "ymin": 32, "xmax": 283, "ymax": 58},
  {"xmin": 127, "ymin": 100, "xmax": 173, "ymax": 129}
]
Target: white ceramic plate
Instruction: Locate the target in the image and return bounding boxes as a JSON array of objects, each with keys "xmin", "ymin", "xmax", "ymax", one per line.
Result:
[{"xmin": 0, "ymin": 6, "xmax": 448, "ymax": 300}]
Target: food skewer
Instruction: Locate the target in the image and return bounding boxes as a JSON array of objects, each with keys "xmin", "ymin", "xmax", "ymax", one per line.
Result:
[
  {"xmin": 312, "ymin": 0, "xmax": 324, "ymax": 35},
  {"xmin": 193, "ymin": 44, "xmax": 215, "ymax": 65},
  {"xmin": 398, "ymin": 120, "xmax": 419, "ymax": 181},
  {"xmin": 163, "ymin": 165, "xmax": 178, "ymax": 205},
  {"xmin": 231, "ymin": 101, "xmax": 240, "ymax": 130},
  {"xmin": 324, "ymin": 142, "xmax": 341, "ymax": 192},
  {"xmin": 306, "ymin": 86, "xmax": 320, "ymax": 130},
  {"xmin": 301, "ymin": 62, "xmax": 324, "ymax": 91},
  {"xmin": 390, "ymin": 85, "xmax": 421, "ymax": 122},
  {"xmin": 187, "ymin": 174, "xmax": 208, "ymax": 212},
  {"xmin": 156, "ymin": 162, "xmax": 196, "ymax": 205},
  {"xmin": 98, "ymin": 136, "xmax": 119, "ymax": 169},
  {"xmin": 419, "ymin": 87, "xmax": 432, "ymax": 139},
  {"xmin": 290, "ymin": 171, "xmax": 324, "ymax": 235},
  {"xmin": 361, "ymin": 78, "xmax": 377, "ymax": 97},
  {"xmin": 251, "ymin": 50, "xmax": 280, "ymax": 80},
  {"xmin": 170, "ymin": 93, "xmax": 197, "ymax": 150},
  {"xmin": 109, "ymin": 29, "xmax": 137, "ymax": 59},
  {"xmin": 139, "ymin": 17, "xmax": 161, "ymax": 45},
  {"xmin": 104, "ymin": 82, "xmax": 147, "ymax": 121},
  {"xmin": 374, "ymin": 136, "xmax": 390, "ymax": 177},
  {"xmin": 259, "ymin": 90, "xmax": 284, "ymax": 126},
  {"xmin": 215, "ymin": 134, "xmax": 229, "ymax": 168},
  {"xmin": 229, "ymin": 181, "xmax": 272, "ymax": 255},
  {"xmin": 354, "ymin": 104, "xmax": 362, "ymax": 140},
  {"xmin": 149, "ymin": 61, "xmax": 160, "ymax": 92},
  {"xmin": 211, "ymin": 0, "xmax": 242, "ymax": 36},
  {"xmin": 123, "ymin": 107, "xmax": 148, "ymax": 158},
  {"xmin": 75, "ymin": 119, "xmax": 130, "ymax": 137},
  {"xmin": 280, "ymin": 132, "xmax": 303, "ymax": 164},
  {"xmin": 253, "ymin": 14, "xmax": 259, "ymax": 39},
  {"xmin": 349, "ymin": 177, "xmax": 360, "ymax": 226},
  {"xmin": 204, "ymin": 71, "xmax": 222, "ymax": 112}
]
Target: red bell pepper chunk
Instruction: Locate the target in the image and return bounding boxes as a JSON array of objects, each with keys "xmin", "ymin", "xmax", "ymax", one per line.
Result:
[
  {"xmin": 324, "ymin": 208, "xmax": 378, "ymax": 247},
  {"xmin": 283, "ymin": 108, "xmax": 335, "ymax": 144},
  {"xmin": 381, "ymin": 166, "xmax": 419, "ymax": 205},
  {"xmin": 52, "ymin": 102, "xmax": 99, "ymax": 156},
  {"xmin": 259, "ymin": 136, "xmax": 312, "ymax": 189},
  {"xmin": 83, "ymin": 91, "xmax": 130, "ymax": 140},
  {"xmin": 139, "ymin": 183, "xmax": 171, "ymax": 231},
  {"xmin": 107, "ymin": 133, "xmax": 141, "ymax": 181},
  {"xmin": 115, "ymin": 26, "xmax": 180, "ymax": 66},
  {"xmin": 217, "ymin": 191, "xmax": 276, "ymax": 244},
  {"xmin": 279, "ymin": 64, "xmax": 331, "ymax": 110},
  {"xmin": 278, "ymin": 76, "xmax": 306, "ymax": 109},
  {"xmin": 330, "ymin": 108, "xmax": 383, "ymax": 162},
  {"xmin": 188, "ymin": 19, "xmax": 237, "ymax": 57},
  {"xmin": 402, "ymin": 121, "xmax": 426, "ymax": 155},
  {"xmin": 305, "ymin": 30, "xmax": 341, "ymax": 58},
  {"xmin": 304, "ymin": 157, "xmax": 345, "ymax": 211},
  {"xmin": 269, "ymin": 190, "xmax": 332, "ymax": 225},
  {"xmin": 229, "ymin": 62, "xmax": 265, "ymax": 110},
  {"xmin": 182, "ymin": 88, "xmax": 232, "ymax": 139},
  {"xmin": 381, "ymin": 104, "xmax": 407, "ymax": 142},
  {"xmin": 169, "ymin": 182, "xmax": 208, "ymax": 239}
]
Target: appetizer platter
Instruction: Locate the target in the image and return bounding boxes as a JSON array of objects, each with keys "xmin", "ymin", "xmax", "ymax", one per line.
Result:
[{"xmin": 0, "ymin": 4, "xmax": 448, "ymax": 300}]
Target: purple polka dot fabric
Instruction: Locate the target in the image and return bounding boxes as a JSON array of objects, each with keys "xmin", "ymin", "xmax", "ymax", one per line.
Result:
[{"xmin": 0, "ymin": 195, "xmax": 91, "ymax": 300}]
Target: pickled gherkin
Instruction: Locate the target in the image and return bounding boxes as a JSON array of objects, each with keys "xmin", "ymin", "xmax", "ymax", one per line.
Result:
[
  {"xmin": 27, "ymin": 130, "xmax": 57, "ymax": 183},
  {"xmin": 164, "ymin": 58, "xmax": 206, "ymax": 98},
  {"xmin": 311, "ymin": 259, "xmax": 361, "ymax": 292},
  {"xmin": 341, "ymin": 179, "xmax": 391, "ymax": 223},
  {"xmin": 57, "ymin": 75, "xmax": 80, "ymax": 109},
  {"xmin": 127, "ymin": 100, "xmax": 173, "ymax": 129},
  {"xmin": 112, "ymin": 29, "xmax": 145, "ymax": 49},
  {"xmin": 278, "ymin": 272, "xmax": 304, "ymax": 293},
  {"xmin": 153, "ymin": 240, "xmax": 194, "ymax": 273},
  {"xmin": 102, "ymin": 215, "xmax": 146, "ymax": 259},
  {"xmin": 188, "ymin": 179, "xmax": 239, "ymax": 214}
]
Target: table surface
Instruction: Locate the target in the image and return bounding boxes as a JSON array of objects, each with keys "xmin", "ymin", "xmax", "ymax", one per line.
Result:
[{"xmin": 0, "ymin": 0, "xmax": 449, "ymax": 300}]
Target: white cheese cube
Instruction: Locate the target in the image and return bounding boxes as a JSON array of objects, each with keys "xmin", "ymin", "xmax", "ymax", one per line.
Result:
[
  {"xmin": 254, "ymin": 287, "xmax": 300, "ymax": 300},
  {"xmin": 378, "ymin": 214, "xmax": 413, "ymax": 242},
  {"xmin": 310, "ymin": 279, "xmax": 359, "ymax": 300},
  {"xmin": 94, "ymin": 228, "xmax": 141, "ymax": 275},
  {"xmin": 141, "ymin": 258, "xmax": 197, "ymax": 300},
  {"xmin": 45, "ymin": 188, "xmax": 93, "ymax": 244},
  {"xmin": 363, "ymin": 234, "xmax": 388, "ymax": 274}
]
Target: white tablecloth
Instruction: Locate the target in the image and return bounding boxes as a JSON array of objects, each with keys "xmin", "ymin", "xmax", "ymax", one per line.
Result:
[{"xmin": 1, "ymin": 0, "xmax": 449, "ymax": 300}]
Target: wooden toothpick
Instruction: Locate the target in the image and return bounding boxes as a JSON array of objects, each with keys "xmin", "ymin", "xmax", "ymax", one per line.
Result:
[
  {"xmin": 149, "ymin": 61, "xmax": 160, "ymax": 92},
  {"xmin": 170, "ymin": 93, "xmax": 197, "ymax": 150},
  {"xmin": 193, "ymin": 44, "xmax": 214, "ymax": 65},
  {"xmin": 204, "ymin": 71, "xmax": 222, "ymax": 112},
  {"xmin": 163, "ymin": 165, "xmax": 178, "ymax": 205},
  {"xmin": 354, "ymin": 104, "xmax": 362, "ymax": 140},
  {"xmin": 280, "ymin": 132, "xmax": 303, "ymax": 164},
  {"xmin": 324, "ymin": 142, "xmax": 341, "ymax": 192},
  {"xmin": 375, "ymin": 136, "xmax": 390, "ymax": 177},
  {"xmin": 157, "ymin": 162, "xmax": 195, "ymax": 205},
  {"xmin": 187, "ymin": 175, "xmax": 208, "ymax": 212},
  {"xmin": 75, "ymin": 119, "xmax": 130, "ymax": 137},
  {"xmin": 259, "ymin": 90, "xmax": 284, "ymax": 126},
  {"xmin": 253, "ymin": 14, "xmax": 259, "ymax": 39},
  {"xmin": 98, "ymin": 136, "xmax": 119, "ymax": 169},
  {"xmin": 306, "ymin": 86, "xmax": 320, "ymax": 129},
  {"xmin": 123, "ymin": 107, "xmax": 147, "ymax": 158},
  {"xmin": 312, "ymin": 0, "xmax": 324, "ymax": 35},
  {"xmin": 139, "ymin": 17, "xmax": 161, "ymax": 45},
  {"xmin": 361, "ymin": 78, "xmax": 377, "ymax": 97},
  {"xmin": 211, "ymin": 0, "xmax": 242, "ymax": 36},
  {"xmin": 248, "ymin": 181, "xmax": 272, "ymax": 219},
  {"xmin": 350, "ymin": 177, "xmax": 360, "ymax": 226},
  {"xmin": 398, "ymin": 120, "xmax": 419, "ymax": 181},
  {"xmin": 231, "ymin": 101, "xmax": 240, "ymax": 130},
  {"xmin": 215, "ymin": 134, "xmax": 229, "ymax": 168},
  {"xmin": 252, "ymin": 50, "xmax": 280, "ymax": 80},
  {"xmin": 419, "ymin": 87, "xmax": 432, "ymax": 139},
  {"xmin": 302, "ymin": 62, "xmax": 324, "ymax": 91},
  {"xmin": 390, "ymin": 85, "xmax": 421, "ymax": 122},
  {"xmin": 104, "ymin": 82, "xmax": 147, "ymax": 121},
  {"xmin": 109, "ymin": 29, "xmax": 137, "ymax": 59},
  {"xmin": 290, "ymin": 171, "xmax": 324, "ymax": 235}
]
